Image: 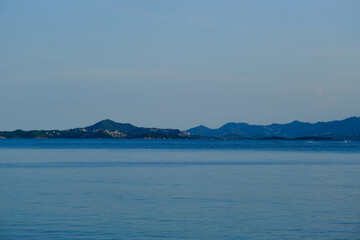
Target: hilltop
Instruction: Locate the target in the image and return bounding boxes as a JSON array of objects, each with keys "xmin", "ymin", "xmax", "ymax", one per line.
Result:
[
  {"xmin": 187, "ymin": 117, "xmax": 360, "ymax": 140},
  {"xmin": 0, "ymin": 117, "xmax": 359, "ymax": 140},
  {"xmin": 0, "ymin": 119, "xmax": 192, "ymax": 139}
]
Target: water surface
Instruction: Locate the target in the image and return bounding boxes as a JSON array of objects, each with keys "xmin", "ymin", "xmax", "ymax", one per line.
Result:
[{"xmin": 0, "ymin": 139, "xmax": 359, "ymax": 239}]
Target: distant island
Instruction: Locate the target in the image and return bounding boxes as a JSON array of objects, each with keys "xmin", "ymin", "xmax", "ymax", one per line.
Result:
[{"xmin": 0, "ymin": 117, "xmax": 360, "ymax": 140}]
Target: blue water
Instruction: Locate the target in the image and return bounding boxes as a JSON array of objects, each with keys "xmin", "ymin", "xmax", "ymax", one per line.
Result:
[{"xmin": 0, "ymin": 139, "xmax": 359, "ymax": 239}]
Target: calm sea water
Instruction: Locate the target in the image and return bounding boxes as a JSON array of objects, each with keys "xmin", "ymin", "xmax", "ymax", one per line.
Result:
[{"xmin": 0, "ymin": 139, "xmax": 359, "ymax": 239}]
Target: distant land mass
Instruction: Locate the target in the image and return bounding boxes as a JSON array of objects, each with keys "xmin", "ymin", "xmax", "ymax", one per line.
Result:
[
  {"xmin": 187, "ymin": 116, "xmax": 360, "ymax": 140},
  {"xmin": 0, "ymin": 117, "xmax": 359, "ymax": 140},
  {"xmin": 0, "ymin": 119, "xmax": 192, "ymax": 139}
]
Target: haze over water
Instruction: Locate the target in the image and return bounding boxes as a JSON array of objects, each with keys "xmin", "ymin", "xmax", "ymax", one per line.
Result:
[
  {"xmin": 1, "ymin": 139, "xmax": 359, "ymax": 239},
  {"xmin": 1, "ymin": 1, "xmax": 360, "ymax": 239}
]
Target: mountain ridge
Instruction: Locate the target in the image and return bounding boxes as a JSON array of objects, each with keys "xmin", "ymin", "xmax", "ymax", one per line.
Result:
[
  {"xmin": 187, "ymin": 116, "xmax": 360, "ymax": 139},
  {"xmin": 0, "ymin": 117, "xmax": 359, "ymax": 139},
  {"xmin": 0, "ymin": 119, "xmax": 192, "ymax": 139}
]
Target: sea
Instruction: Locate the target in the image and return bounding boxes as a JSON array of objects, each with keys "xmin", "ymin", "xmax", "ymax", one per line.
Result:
[{"xmin": 0, "ymin": 139, "xmax": 359, "ymax": 240}]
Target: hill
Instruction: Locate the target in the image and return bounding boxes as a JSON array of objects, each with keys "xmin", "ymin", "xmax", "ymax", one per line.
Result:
[
  {"xmin": 0, "ymin": 120, "xmax": 192, "ymax": 139},
  {"xmin": 1, "ymin": 117, "xmax": 359, "ymax": 139},
  {"xmin": 187, "ymin": 117, "xmax": 360, "ymax": 139}
]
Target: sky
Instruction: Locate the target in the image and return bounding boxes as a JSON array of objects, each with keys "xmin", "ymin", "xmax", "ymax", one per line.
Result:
[{"xmin": 0, "ymin": 0, "xmax": 359, "ymax": 131}]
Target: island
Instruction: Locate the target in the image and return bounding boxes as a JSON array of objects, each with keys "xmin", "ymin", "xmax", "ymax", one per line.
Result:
[{"xmin": 0, "ymin": 117, "xmax": 359, "ymax": 140}]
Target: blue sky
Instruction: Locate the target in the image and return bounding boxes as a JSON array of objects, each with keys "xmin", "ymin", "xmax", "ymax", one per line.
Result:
[{"xmin": 0, "ymin": 0, "xmax": 359, "ymax": 130}]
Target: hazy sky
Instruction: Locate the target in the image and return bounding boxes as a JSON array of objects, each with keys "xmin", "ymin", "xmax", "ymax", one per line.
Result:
[{"xmin": 1, "ymin": 0, "xmax": 359, "ymax": 130}]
